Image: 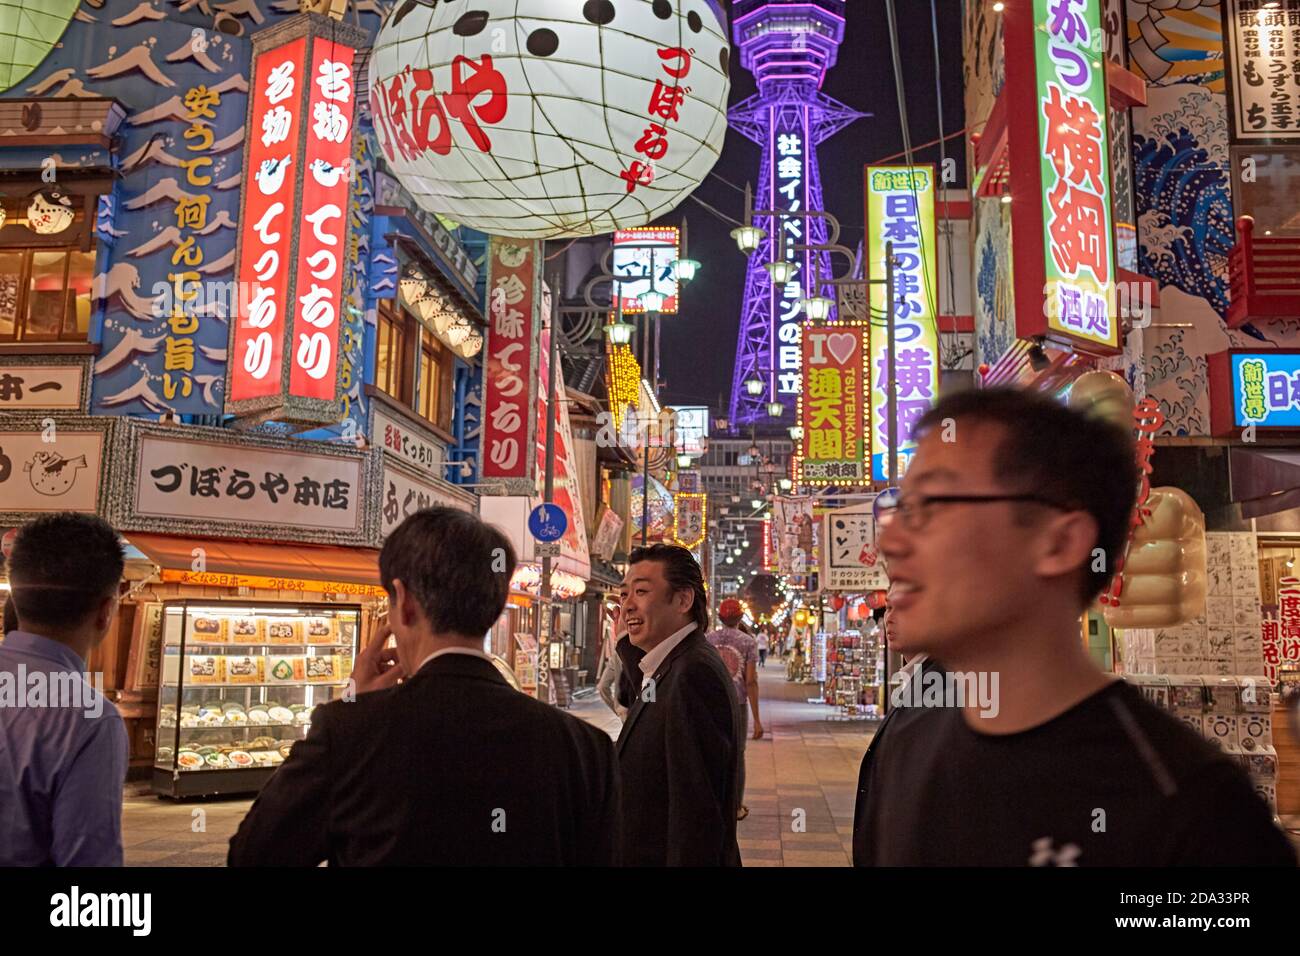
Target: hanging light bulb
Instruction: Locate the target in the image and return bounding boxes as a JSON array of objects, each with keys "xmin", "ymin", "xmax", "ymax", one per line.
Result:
[
  {"xmin": 764, "ymin": 260, "xmax": 798, "ymax": 285},
  {"xmin": 745, "ymin": 377, "xmax": 764, "ymax": 397},
  {"xmin": 731, "ymin": 224, "xmax": 767, "ymax": 254}
]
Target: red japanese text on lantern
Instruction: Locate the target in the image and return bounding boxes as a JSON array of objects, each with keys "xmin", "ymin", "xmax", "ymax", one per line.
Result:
[
  {"xmin": 618, "ymin": 47, "xmax": 694, "ymax": 194},
  {"xmin": 373, "ymin": 56, "xmax": 509, "ymax": 164}
]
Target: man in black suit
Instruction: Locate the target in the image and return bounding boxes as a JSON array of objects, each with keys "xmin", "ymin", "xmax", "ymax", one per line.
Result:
[
  {"xmin": 615, "ymin": 544, "xmax": 742, "ymax": 866},
  {"xmin": 229, "ymin": 507, "xmax": 621, "ymax": 866}
]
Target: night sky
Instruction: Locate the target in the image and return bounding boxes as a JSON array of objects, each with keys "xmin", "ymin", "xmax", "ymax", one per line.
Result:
[{"xmin": 656, "ymin": 0, "xmax": 966, "ymax": 414}]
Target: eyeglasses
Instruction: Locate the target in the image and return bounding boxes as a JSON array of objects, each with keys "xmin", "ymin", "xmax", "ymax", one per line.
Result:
[{"xmin": 873, "ymin": 491, "xmax": 1073, "ymax": 532}]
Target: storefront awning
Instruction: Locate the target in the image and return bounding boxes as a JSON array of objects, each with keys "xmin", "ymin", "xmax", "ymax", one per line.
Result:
[
  {"xmin": 126, "ymin": 533, "xmax": 384, "ymax": 598},
  {"xmin": 1229, "ymin": 448, "xmax": 1300, "ymax": 519}
]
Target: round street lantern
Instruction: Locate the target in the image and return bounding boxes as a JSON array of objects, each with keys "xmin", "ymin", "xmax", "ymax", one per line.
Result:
[
  {"xmin": 766, "ymin": 400, "xmax": 784, "ymax": 418},
  {"xmin": 673, "ymin": 258, "xmax": 701, "ymax": 283},
  {"xmin": 764, "ymin": 260, "xmax": 797, "ymax": 285},
  {"xmin": 604, "ymin": 319, "xmax": 634, "ymax": 345},
  {"xmin": 370, "ymin": 3, "xmax": 731, "ymax": 239},
  {"xmin": 788, "ymin": 425, "xmax": 804, "ymax": 441},
  {"xmin": 731, "ymin": 224, "xmax": 766, "ymax": 254},
  {"xmin": 744, "ymin": 376, "xmax": 764, "ymax": 397},
  {"xmin": 726, "ymin": 555, "xmax": 735, "ymax": 564},
  {"xmin": 676, "ymin": 452, "xmax": 692, "ymax": 468},
  {"xmin": 638, "ymin": 289, "xmax": 667, "ymax": 312},
  {"xmin": 733, "ymin": 547, "xmax": 742, "ymax": 556},
  {"xmin": 799, "ymin": 295, "xmax": 834, "ymax": 321}
]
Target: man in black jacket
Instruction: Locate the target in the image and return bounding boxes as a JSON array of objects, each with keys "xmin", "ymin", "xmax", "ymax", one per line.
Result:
[
  {"xmin": 615, "ymin": 544, "xmax": 742, "ymax": 866},
  {"xmin": 229, "ymin": 507, "xmax": 621, "ymax": 866}
]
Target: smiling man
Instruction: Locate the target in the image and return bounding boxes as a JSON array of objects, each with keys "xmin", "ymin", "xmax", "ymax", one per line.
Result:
[
  {"xmin": 615, "ymin": 544, "xmax": 742, "ymax": 866},
  {"xmin": 853, "ymin": 389, "xmax": 1295, "ymax": 867}
]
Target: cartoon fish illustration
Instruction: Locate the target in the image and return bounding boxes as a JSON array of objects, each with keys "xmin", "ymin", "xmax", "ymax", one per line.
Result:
[
  {"xmin": 254, "ymin": 155, "xmax": 292, "ymax": 196},
  {"xmin": 309, "ymin": 157, "xmax": 350, "ymax": 189},
  {"xmin": 23, "ymin": 451, "xmax": 88, "ymax": 497}
]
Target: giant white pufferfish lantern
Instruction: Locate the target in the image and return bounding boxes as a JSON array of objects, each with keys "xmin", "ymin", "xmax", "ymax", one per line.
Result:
[{"xmin": 369, "ymin": 0, "xmax": 730, "ymax": 239}]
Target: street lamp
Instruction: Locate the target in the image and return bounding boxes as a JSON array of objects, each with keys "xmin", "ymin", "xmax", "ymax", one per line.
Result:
[
  {"xmin": 788, "ymin": 425, "xmax": 804, "ymax": 441},
  {"xmin": 730, "ymin": 224, "xmax": 766, "ymax": 254},
  {"xmin": 726, "ymin": 555, "xmax": 735, "ymax": 564},
  {"xmin": 676, "ymin": 452, "xmax": 692, "ymax": 468},
  {"xmin": 604, "ymin": 317, "xmax": 634, "ymax": 345},
  {"xmin": 798, "ymin": 294, "xmax": 834, "ymax": 321},
  {"xmin": 764, "ymin": 260, "xmax": 798, "ymax": 285},
  {"xmin": 734, "ymin": 547, "xmax": 743, "ymax": 556},
  {"xmin": 751, "ymin": 499, "xmax": 763, "ymax": 510},
  {"xmin": 744, "ymin": 376, "xmax": 764, "ymax": 397},
  {"xmin": 673, "ymin": 258, "xmax": 701, "ymax": 283},
  {"xmin": 638, "ymin": 289, "xmax": 666, "ymax": 312},
  {"xmin": 766, "ymin": 400, "xmax": 784, "ymax": 419},
  {"xmin": 779, "ymin": 477, "xmax": 793, "ymax": 492}
]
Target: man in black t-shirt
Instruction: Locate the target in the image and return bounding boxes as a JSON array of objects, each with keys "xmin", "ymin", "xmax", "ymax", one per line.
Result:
[{"xmin": 854, "ymin": 390, "xmax": 1295, "ymax": 867}]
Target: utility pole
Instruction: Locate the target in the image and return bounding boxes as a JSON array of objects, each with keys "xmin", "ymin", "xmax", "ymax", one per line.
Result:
[{"xmin": 537, "ymin": 269, "xmax": 560, "ymax": 705}]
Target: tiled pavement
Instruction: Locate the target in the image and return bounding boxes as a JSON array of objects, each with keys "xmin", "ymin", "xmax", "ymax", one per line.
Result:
[{"xmin": 123, "ymin": 663, "xmax": 874, "ymax": 866}]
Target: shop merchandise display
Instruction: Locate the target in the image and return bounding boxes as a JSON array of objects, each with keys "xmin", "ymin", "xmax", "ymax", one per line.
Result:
[
  {"xmin": 1124, "ymin": 674, "xmax": 1279, "ymax": 811},
  {"xmin": 153, "ymin": 602, "xmax": 360, "ymax": 798},
  {"xmin": 822, "ymin": 629, "xmax": 883, "ymax": 720}
]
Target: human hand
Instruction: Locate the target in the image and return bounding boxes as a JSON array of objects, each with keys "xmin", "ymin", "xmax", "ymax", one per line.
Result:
[
  {"xmin": 752, "ymin": 721, "xmax": 764, "ymax": 740},
  {"xmin": 351, "ymin": 619, "xmax": 404, "ymax": 695}
]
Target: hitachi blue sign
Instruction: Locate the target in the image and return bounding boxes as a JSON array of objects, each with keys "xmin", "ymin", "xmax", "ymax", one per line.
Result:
[{"xmin": 1232, "ymin": 353, "xmax": 1300, "ymax": 427}]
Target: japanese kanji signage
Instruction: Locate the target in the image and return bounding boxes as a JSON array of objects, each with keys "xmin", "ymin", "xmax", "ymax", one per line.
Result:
[
  {"xmin": 480, "ymin": 237, "xmax": 541, "ymax": 491},
  {"xmin": 1005, "ymin": 0, "xmax": 1120, "ymax": 355},
  {"xmin": 1266, "ymin": 576, "xmax": 1300, "ymax": 683},
  {"xmin": 773, "ymin": 496, "xmax": 817, "ymax": 575},
  {"xmin": 372, "ymin": 405, "xmax": 447, "ymax": 481},
  {"xmin": 613, "ymin": 227, "xmax": 679, "ymax": 314},
  {"xmin": 227, "ymin": 19, "xmax": 364, "ymax": 423},
  {"xmin": 796, "ymin": 322, "xmax": 869, "ymax": 486},
  {"xmin": 379, "ymin": 459, "xmax": 473, "ymax": 542},
  {"xmin": 1208, "ymin": 350, "xmax": 1300, "ymax": 435},
  {"xmin": 821, "ymin": 503, "xmax": 889, "ymax": 593},
  {"xmin": 773, "ymin": 123, "xmax": 809, "ymax": 403},
  {"xmin": 0, "ymin": 418, "xmax": 109, "ymax": 520},
  {"xmin": 591, "ymin": 506, "xmax": 625, "ymax": 561},
  {"xmin": 671, "ymin": 493, "xmax": 707, "ymax": 550},
  {"xmin": 865, "ymin": 166, "xmax": 941, "ymax": 480},
  {"xmin": 535, "ymin": 322, "xmax": 591, "ymax": 580},
  {"xmin": 1224, "ymin": 0, "xmax": 1300, "ymax": 143},
  {"xmin": 128, "ymin": 432, "xmax": 365, "ymax": 540},
  {"xmin": 0, "ymin": 362, "xmax": 84, "ymax": 411}
]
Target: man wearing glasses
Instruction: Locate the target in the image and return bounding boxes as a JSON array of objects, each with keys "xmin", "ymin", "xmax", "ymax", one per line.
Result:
[{"xmin": 853, "ymin": 389, "xmax": 1295, "ymax": 866}]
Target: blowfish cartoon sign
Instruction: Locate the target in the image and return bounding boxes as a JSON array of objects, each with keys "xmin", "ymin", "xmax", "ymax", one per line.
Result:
[
  {"xmin": 1005, "ymin": 0, "xmax": 1119, "ymax": 355},
  {"xmin": 367, "ymin": 0, "xmax": 730, "ymax": 239},
  {"xmin": 227, "ymin": 20, "xmax": 365, "ymax": 424}
]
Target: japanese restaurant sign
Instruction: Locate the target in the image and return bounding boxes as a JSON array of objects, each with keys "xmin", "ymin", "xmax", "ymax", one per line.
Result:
[
  {"xmin": 480, "ymin": 236, "xmax": 542, "ymax": 492},
  {"xmin": 379, "ymin": 458, "xmax": 473, "ymax": 542},
  {"xmin": 865, "ymin": 166, "xmax": 941, "ymax": 480},
  {"xmin": 111, "ymin": 421, "xmax": 371, "ymax": 546},
  {"xmin": 227, "ymin": 19, "xmax": 364, "ymax": 423},
  {"xmin": 0, "ymin": 361, "xmax": 85, "ymax": 411},
  {"xmin": 0, "ymin": 417, "xmax": 112, "ymax": 522},
  {"xmin": 1224, "ymin": 0, "xmax": 1300, "ymax": 143},
  {"xmin": 613, "ymin": 227, "xmax": 679, "ymax": 314},
  {"xmin": 796, "ymin": 322, "xmax": 869, "ymax": 486},
  {"xmin": 1265, "ymin": 576, "xmax": 1300, "ymax": 684},
  {"xmin": 1207, "ymin": 349, "xmax": 1300, "ymax": 435},
  {"xmin": 822, "ymin": 503, "xmax": 889, "ymax": 593},
  {"xmin": 1004, "ymin": 0, "xmax": 1119, "ymax": 355}
]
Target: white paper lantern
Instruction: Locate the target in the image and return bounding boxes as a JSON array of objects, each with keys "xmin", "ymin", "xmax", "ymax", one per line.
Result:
[
  {"xmin": 27, "ymin": 189, "xmax": 73, "ymax": 235},
  {"xmin": 369, "ymin": 0, "xmax": 730, "ymax": 239},
  {"xmin": 457, "ymin": 329, "xmax": 484, "ymax": 358},
  {"xmin": 399, "ymin": 270, "xmax": 429, "ymax": 309},
  {"xmin": 447, "ymin": 319, "xmax": 474, "ymax": 348}
]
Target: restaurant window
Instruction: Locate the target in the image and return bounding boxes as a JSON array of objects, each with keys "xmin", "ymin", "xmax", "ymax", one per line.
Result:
[
  {"xmin": 418, "ymin": 328, "xmax": 454, "ymax": 431},
  {"xmin": 1231, "ymin": 147, "xmax": 1300, "ymax": 237},
  {"xmin": 0, "ymin": 246, "xmax": 95, "ymax": 342},
  {"xmin": 375, "ymin": 301, "xmax": 412, "ymax": 403}
]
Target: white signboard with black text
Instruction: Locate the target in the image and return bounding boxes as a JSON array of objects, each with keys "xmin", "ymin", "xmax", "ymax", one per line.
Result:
[
  {"xmin": 379, "ymin": 460, "xmax": 473, "ymax": 541},
  {"xmin": 822, "ymin": 503, "xmax": 889, "ymax": 592},
  {"xmin": 1225, "ymin": 0, "xmax": 1300, "ymax": 143}
]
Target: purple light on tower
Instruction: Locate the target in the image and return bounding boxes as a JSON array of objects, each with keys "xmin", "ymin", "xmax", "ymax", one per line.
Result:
[{"xmin": 728, "ymin": 0, "xmax": 866, "ymax": 428}]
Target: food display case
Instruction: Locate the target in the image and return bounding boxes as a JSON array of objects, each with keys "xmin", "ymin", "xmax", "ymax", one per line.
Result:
[{"xmin": 152, "ymin": 600, "xmax": 360, "ymax": 798}]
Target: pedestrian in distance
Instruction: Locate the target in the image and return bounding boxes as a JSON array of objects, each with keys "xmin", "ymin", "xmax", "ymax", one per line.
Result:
[
  {"xmin": 615, "ymin": 544, "xmax": 742, "ymax": 866},
  {"xmin": 707, "ymin": 598, "xmax": 764, "ymax": 822},
  {"xmin": 854, "ymin": 388, "xmax": 1296, "ymax": 867},
  {"xmin": 229, "ymin": 507, "xmax": 622, "ymax": 866},
  {"xmin": 0, "ymin": 513, "xmax": 128, "ymax": 866}
]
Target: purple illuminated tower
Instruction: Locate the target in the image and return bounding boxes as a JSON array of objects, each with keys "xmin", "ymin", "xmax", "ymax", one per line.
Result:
[{"xmin": 727, "ymin": 0, "xmax": 865, "ymax": 428}]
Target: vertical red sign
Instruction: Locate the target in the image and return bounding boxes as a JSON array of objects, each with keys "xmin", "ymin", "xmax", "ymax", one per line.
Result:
[
  {"xmin": 231, "ymin": 36, "xmax": 306, "ymax": 402},
  {"xmin": 289, "ymin": 38, "xmax": 356, "ymax": 400},
  {"xmin": 480, "ymin": 238, "xmax": 539, "ymax": 482}
]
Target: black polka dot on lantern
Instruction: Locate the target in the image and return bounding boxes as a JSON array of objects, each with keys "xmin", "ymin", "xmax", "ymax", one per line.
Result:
[
  {"xmin": 719, "ymin": 46, "xmax": 729, "ymax": 73},
  {"xmin": 527, "ymin": 28, "xmax": 559, "ymax": 56},
  {"xmin": 687, "ymin": 10, "xmax": 702, "ymax": 32},
  {"xmin": 583, "ymin": 0, "xmax": 616, "ymax": 24},
  {"xmin": 652, "ymin": 0, "xmax": 672, "ymax": 18},
  {"xmin": 453, "ymin": 10, "xmax": 490, "ymax": 36}
]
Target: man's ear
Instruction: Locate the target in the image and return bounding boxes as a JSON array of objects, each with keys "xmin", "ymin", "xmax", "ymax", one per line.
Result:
[
  {"xmin": 1034, "ymin": 511, "xmax": 1100, "ymax": 586},
  {"xmin": 94, "ymin": 593, "xmax": 117, "ymax": 633},
  {"xmin": 392, "ymin": 579, "xmax": 417, "ymax": 630}
]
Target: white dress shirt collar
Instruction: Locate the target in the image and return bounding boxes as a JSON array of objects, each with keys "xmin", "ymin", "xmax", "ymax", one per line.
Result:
[
  {"xmin": 638, "ymin": 622, "xmax": 696, "ymax": 688},
  {"xmin": 416, "ymin": 645, "xmax": 494, "ymax": 673}
]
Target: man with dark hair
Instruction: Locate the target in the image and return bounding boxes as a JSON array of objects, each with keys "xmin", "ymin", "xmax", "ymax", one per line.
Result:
[
  {"xmin": 230, "ymin": 507, "xmax": 622, "ymax": 866},
  {"xmin": 615, "ymin": 543, "xmax": 742, "ymax": 866},
  {"xmin": 1, "ymin": 513, "xmax": 127, "ymax": 866},
  {"xmin": 853, "ymin": 389, "xmax": 1295, "ymax": 866}
]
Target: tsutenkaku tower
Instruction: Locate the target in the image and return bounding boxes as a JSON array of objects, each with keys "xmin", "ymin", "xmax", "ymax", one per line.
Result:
[{"xmin": 727, "ymin": 0, "xmax": 865, "ymax": 428}]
